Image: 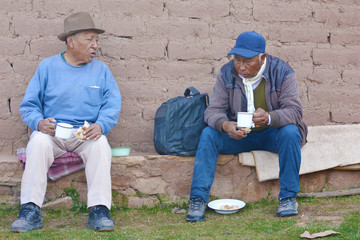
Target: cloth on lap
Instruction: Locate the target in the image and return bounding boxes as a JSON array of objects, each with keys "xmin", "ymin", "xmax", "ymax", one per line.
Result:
[{"xmin": 17, "ymin": 148, "xmax": 85, "ymax": 181}]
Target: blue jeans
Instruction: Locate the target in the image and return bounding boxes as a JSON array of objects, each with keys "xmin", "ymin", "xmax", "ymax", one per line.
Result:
[{"xmin": 190, "ymin": 125, "xmax": 301, "ymax": 202}]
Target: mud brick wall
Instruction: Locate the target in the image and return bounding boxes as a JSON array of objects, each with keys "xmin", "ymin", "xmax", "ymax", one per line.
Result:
[{"xmin": 0, "ymin": 0, "xmax": 359, "ymax": 154}]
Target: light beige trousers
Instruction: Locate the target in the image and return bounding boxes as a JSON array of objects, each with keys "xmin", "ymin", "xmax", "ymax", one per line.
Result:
[{"xmin": 21, "ymin": 130, "xmax": 112, "ymax": 209}]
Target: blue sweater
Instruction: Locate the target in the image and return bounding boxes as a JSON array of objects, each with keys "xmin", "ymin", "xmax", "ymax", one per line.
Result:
[{"xmin": 19, "ymin": 53, "xmax": 121, "ymax": 135}]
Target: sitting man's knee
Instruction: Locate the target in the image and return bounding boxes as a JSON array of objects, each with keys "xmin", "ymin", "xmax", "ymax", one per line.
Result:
[
  {"xmin": 94, "ymin": 135, "xmax": 110, "ymax": 147},
  {"xmin": 200, "ymin": 126, "xmax": 220, "ymax": 139},
  {"xmin": 278, "ymin": 125, "xmax": 300, "ymax": 142},
  {"xmin": 29, "ymin": 132, "xmax": 53, "ymax": 147}
]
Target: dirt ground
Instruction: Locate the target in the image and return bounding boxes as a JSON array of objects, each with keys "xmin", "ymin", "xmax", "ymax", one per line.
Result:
[{"xmin": 296, "ymin": 202, "xmax": 360, "ymax": 228}]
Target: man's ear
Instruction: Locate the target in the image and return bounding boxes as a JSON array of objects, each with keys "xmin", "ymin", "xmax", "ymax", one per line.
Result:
[
  {"xmin": 66, "ymin": 36, "xmax": 74, "ymax": 48},
  {"xmin": 261, "ymin": 53, "xmax": 266, "ymax": 64}
]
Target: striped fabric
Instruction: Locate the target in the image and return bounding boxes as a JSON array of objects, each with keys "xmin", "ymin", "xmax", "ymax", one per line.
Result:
[{"xmin": 17, "ymin": 148, "xmax": 85, "ymax": 181}]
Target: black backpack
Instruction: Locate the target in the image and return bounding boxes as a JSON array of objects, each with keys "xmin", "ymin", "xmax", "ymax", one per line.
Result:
[{"xmin": 154, "ymin": 87, "xmax": 209, "ymax": 156}]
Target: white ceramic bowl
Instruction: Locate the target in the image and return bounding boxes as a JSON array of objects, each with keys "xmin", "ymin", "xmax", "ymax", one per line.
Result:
[
  {"xmin": 55, "ymin": 123, "xmax": 74, "ymax": 139},
  {"xmin": 208, "ymin": 199, "xmax": 246, "ymax": 214},
  {"xmin": 111, "ymin": 147, "xmax": 131, "ymax": 157}
]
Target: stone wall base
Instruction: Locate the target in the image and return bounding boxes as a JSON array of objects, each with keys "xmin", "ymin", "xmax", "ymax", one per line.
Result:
[{"xmin": 1, "ymin": 154, "xmax": 360, "ymax": 208}]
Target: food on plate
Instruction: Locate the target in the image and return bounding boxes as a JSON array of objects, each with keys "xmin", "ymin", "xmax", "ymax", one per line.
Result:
[
  {"xmin": 74, "ymin": 120, "xmax": 90, "ymax": 141},
  {"xmin": 220, "ymin": 204, "xmax": 238, "ymax": 210}
]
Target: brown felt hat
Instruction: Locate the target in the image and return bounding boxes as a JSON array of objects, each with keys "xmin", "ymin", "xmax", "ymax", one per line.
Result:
[{"xmin": 57, "ymin": 12, "xmax": 104, "ymax": 41}]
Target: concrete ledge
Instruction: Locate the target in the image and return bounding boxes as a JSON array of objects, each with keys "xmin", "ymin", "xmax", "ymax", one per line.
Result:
[{"xmin": 239, "ymin": 124, "xmax": 360, "ymax": 182}]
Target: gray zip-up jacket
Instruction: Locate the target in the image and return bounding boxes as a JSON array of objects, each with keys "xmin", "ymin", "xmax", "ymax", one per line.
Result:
[{"xmin": 204, "ymin": 54, "xmax": 308, "ymax": 146}]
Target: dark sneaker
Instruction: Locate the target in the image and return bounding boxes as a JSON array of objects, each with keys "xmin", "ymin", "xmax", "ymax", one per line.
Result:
[
  {"xmin": 11, "ymin": 202, "xmax": 43, "ymax": 232},
  {"xmin": 186, "ymin": 198, "xmax": 206, "ymax": 222},
  {"xmin": 87, "ymin": 205, "xmax": 115, "ymax": 231},
  {"xmin": 276, "ymin": 197, "xmax": 299, "ymax": 217}
]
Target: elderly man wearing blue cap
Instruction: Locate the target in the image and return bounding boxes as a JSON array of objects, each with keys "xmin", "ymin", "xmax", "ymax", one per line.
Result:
[{"xmin": 186, "ymin": 31, "xmax": 307, "ymax": 222}]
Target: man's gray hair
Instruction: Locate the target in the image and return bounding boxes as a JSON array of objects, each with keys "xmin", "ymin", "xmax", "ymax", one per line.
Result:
[{"xmin": 65, "ymin": 32, "xmax": 79, "ymax": 45}]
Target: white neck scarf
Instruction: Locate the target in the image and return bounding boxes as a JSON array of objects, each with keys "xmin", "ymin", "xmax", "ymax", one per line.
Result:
[{"xmin": 241, "ymin": 57, "xmax": 267, "ymax": 113}]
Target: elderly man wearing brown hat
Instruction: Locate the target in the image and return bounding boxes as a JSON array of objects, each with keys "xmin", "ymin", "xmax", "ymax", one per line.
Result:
[{"xmin": 11, "ymin": 12, "xmax": 121, "ymax": 232}]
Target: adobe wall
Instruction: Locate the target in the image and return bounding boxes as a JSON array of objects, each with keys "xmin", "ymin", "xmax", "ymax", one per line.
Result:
[{"xmin": 0, "ymin": 0, "xmax": 359, "ymax": 154}]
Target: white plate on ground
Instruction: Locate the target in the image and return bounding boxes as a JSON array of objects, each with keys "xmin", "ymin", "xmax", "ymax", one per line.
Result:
[{"xmin": 208, "ymin": 199, "xmax": 246, "ymax": 214}]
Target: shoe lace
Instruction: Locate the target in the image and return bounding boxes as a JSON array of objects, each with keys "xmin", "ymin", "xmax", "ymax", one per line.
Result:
[
  {"xmin": 93, "ymin": 206, "xmax": 111, "ymax": 220},
  {"xmin": 280, "ymin": 198, "xmax": 293, "ymax": 208},
  {"xmin": 190, "ymin": 199, "xmax": 204, "ymax": 211},
  {"xmin": 18, "ymin": 207, "xmax": 34, "ymax": 219}
]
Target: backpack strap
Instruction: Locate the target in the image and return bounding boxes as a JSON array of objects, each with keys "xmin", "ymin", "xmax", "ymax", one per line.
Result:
[{"xmin": 184, "ymin": 87, "xmax": 200, "ymax": 96}]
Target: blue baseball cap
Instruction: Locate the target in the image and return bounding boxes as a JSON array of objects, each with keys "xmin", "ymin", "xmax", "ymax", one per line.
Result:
[{"xmin": 228, "ymin": 31, "xmax": 266, "ymax": 58}]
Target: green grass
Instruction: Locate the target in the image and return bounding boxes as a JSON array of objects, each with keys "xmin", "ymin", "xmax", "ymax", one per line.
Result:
[{"xmin": 0, "ymin": 196, "xmax": 359, "ymax": 239}]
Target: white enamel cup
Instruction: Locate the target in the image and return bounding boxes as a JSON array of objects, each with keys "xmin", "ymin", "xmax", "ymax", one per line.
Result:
[
  {"xmin": 237, "ymin": 112, "xmax": 253, "ymax": 128},
  {"xmin": 55, "ymin": 123, "xmax": 74, "ymax": 139}
]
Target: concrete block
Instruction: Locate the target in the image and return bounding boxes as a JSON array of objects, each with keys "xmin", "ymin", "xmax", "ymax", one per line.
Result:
[
  {"xmin": 300, "ymin": 172, "xmax": 327, "ymax": 193},
  {"xmin": 0, "ymin": 75, "xmax": 28, "ymax": 99},
  {"xmin": 1, "ymin": 0, "xmax": 32, "ymax": 12},
  {"xmin": 314, "ymin": 7, "xmax": 360, "ymax": 26},
  {"xmin": 308, "ymin": 87, "xmax": 359, "ymax": 105},
  {"xmin": 127, "ymin": 196, "xmax": 160, "ymax": 208},
  {"xmin": 245, "ymin": 125, "xmax": 360, "ymax": 181},
  {"xmin": 303, "ymin": 107, "xmax": 331, "ymax": 126},
  {"xmin": 30, "ymin": 37, "xmax": 66, "ymax": 58},
  {"xmin": 7, "ymin": 95, "xmax": 25, "ymax": 119},
  {"xmin": 309, "ymin": 67, "xmax": 342, "ymax": 84},
  {"xmin": 0, "ymin": 59, "xmax": 12, "ymax": 74},
  {"xmin": 336, "ymin": 8, "xmax": 360, "ymax": 26},
  {"xmin": 268, "ymin": 181, "xmax": 281, "ymax": 199},
  {"xmin": 0, "ymin": 37, "xmax": 26, "ymax": 55},
  {"xmin": 149, "ymin": 61, "xmax": 212, "ymax": 80},
  {"xmin": 120, "ymin": 81, "xmax": 168, "ymax": 101},
  {"xmin": 142, "ymin": 108, "xmax": 156, "ymax": 121},
  {"xmin": 111, "ymin": 175, "xmax": 132, "ymax": 190},
  {"xmin": 101, "ymin": 19, "xmax": 146, "ymax": 37},
  {"xmin": 11, "ymin": 59, "xmax": 40, "ymax": 77},
  {"xmin": 280, "ymin": 46, "xmax": 312, "ymax": 63},
  {"xmin": 131, "ymin": 177, "xmax": 167, "ymax": 194},
  {"xmin": 0, "ymin": 120, "xmax": 27, "ymax": 140},
  {"xmin": 101, "ymin": 39, "xmax": 166, "ymax": 60},
  {"xmin": 327, "ymin": 170, "xmax": 360, "ymax": 190},
  {"xmin": 12, "ymin": 15, "xmax": 63, "ymax": 36},
  {"xmin": 100, "ymin": 0, "xmax": 164, "ymax": 17},
  {"xmin": 313, "ymin": 7, "xmax": 336, "ymax": 24},
  {"xmin": 253, "ymin": 4, "xmax": 311, "ymax": 22},
  {"xmin": 0, "ymin": 13, "xmax": 9, "ymax": 35},
  {"xmin": 168, "ymin": 42, "xmax": 227, "ymax": 60},
  {"xmin": 124, "ymin": 122, "xmax": 154, "ymax": 144},
  {"xmin": 43, "ymin": 196, "xmax": 73, "ymax": 209},
  {"xmin": 231, "ymin": 0, "xmax": 254, "ymax": 21},
  {"xmin": 267, "ymin": 45, "xmax": 313, "ymax": 65},
  {"xmin": 167, "ymin": 0, "xmax": 229, "ymax": 20},
  {"xmin": 36, "ymin": 0, "xmax": 100, "ymax": 16},
  {"xmin": 146, "ymin": 20, "xmax": 210, "ymax": 40},
  {"xmin": 342, "ymin": 69, "xmax": 360, "ymax": 85},
  {"xmin": 109, "ymin": 59, "xmax": 150, "ymax": 79},
  {"xmin": 290, "ymin": 62, "xmax": 313, "ymax": 83},
  {"xmin": 212, "ymin": 22, "xmax": 249, "ymax": 40},
  {"xmin": 277, "ymin": 27, "xmax": 329, "ymax": 43},
  {"xmin": 331, "ymin": 106, "xmax": 360, "ymax": 123},
  {"xmin": 313, "ymin": 48, "xmax": 360, "ymax": 67},
  {"xmin": 0, "ymin": 101, "xmax": 11, "ymax": 119},
  {"xmin": 331, "ymin": 31, "xmax": 360, "ymax": 46},
  {"xmin": 0, "ymin": 185, "xmax": 13, "ymax": 195}
]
